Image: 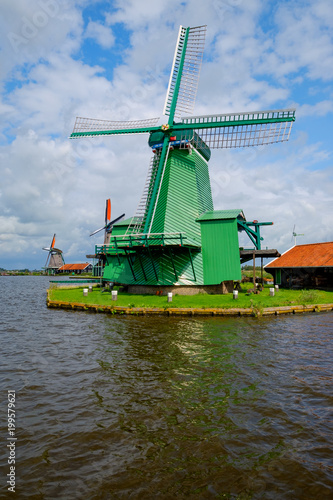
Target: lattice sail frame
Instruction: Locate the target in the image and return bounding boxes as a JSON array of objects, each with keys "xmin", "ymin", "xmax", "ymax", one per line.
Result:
[
  {"xmin": 163, "ymin": 25, "xmax": 206, "ymax": 119},
  {"xmin": 180, "ymin": 109, "xmax": 295, "ymax": 148},
  {"xmin": 72, "ymin": 117, "xmax": 160, "ymax": 136}
]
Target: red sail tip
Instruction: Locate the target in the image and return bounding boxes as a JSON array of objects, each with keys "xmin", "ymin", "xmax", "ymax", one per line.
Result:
[{"xmin": 106, "ymin": 199, "xmax": 111, "ymax": 222}]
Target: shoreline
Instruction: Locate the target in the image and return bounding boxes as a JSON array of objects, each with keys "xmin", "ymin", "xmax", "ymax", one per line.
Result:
[{"xmin": 46, "ymin": 291, "xmax": 333, "ymax": 317}]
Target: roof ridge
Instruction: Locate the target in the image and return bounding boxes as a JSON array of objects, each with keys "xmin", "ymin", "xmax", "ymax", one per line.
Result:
[{"xmin": 293, "ymin": 241, "xmax": 333, "ymax": 247}]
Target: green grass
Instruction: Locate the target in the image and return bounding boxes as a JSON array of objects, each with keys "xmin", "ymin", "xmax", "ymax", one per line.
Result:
[{"xmin": 48, "ymin": 284, "xmax": 333, "ymax": 310}]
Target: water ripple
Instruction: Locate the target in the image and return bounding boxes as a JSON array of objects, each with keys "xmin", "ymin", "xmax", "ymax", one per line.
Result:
[{"xmin": 0, "ymin": 277, "xmax": 332, "ymax": 499}]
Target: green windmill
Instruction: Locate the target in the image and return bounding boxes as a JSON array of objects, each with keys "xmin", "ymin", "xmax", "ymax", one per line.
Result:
[{"xmin": 71, "ymin": 25, "xmax": 295, "ymax": 291}]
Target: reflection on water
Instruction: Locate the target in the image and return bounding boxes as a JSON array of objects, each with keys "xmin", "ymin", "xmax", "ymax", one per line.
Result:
[{"xmin": 0, "ymin": 277, "xmax": 332, "ymax": 499}]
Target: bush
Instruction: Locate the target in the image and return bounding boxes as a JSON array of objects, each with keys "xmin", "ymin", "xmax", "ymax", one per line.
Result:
[{"xmin": 298, "ymin": 290, "xmax": 320, "ymax": 303}]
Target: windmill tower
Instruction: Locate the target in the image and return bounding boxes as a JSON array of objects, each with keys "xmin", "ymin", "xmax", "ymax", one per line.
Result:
[
  {"xmin": 42, "ymin": 234, "xmax": 65, "ymax": 275},
  {"xmin": 71, "ymin": 25, "xmax": 296, "ymax": 290}
]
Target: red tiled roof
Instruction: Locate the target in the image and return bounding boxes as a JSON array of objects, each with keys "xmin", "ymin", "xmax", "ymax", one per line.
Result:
[
  {"xmin": 59, "ymin": 263, "xmax": 91, "ymax": 271},
  {"xmin": 265, "ymin": 242, "xmax": 333, "ymax": 268}
]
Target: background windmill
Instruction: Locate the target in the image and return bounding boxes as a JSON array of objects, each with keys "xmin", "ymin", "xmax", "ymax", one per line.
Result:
[
  {"xmin": 42, "ymin": 234, "xmax": 65, "ymax": 275},
  {"xmin": 90, "ymin": 199, "xmax": 125, "ymax": 244},
  {"xmin": 88, "ymin": 198, "xmax": 125, "ymax": 277},
  {"xmin": 291, "ymin": 225, "xmax": 304, "ymax": 246},
  {"xmin": 71, "ymin": 25, "xmax": 296, "ymax": 289}
]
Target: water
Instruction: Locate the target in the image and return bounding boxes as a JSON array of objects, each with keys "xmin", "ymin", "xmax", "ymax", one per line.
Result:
[{"xmin": 0, "ymin": 277, "xmax": 332, "ymax": 499}]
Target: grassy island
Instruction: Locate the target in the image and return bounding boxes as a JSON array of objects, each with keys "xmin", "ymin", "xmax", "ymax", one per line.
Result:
[{"xmin": 47, "ymin": 284, "xmax": 333, "ymax": 317}]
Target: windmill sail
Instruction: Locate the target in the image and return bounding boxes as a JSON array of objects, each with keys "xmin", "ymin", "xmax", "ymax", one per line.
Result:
[
  {"xmin": 180, "ymin": 109, "xmax": 296, "ymax": 148},
  {"xmin": 163, "ymin": 25, "xmax": 206, "ymax": 119},
  {"xmin": 90, "ymin": 199, "xmax": 125, "ymax": 237},
  {"xmin": 90, "ymin": 225, "xmax": 107, "ymax": 237},
  {"xmin": 71, "ymin": 117, "xmax": 160, "ymax": 138},
  {"xmin": 51, "ymin": 234, "xmax": 56, "ymax": 249},
  {"xmin": 90, "ymin": 214, "xmax": 126, "ymax": 236},
  {"xmin": 105, "ymin": 198, "xmax": 111, "ymax": 223}
]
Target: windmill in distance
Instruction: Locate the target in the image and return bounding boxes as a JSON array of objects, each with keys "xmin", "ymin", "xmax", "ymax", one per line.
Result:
[
  {"xmin": 88, "ymin": 198, "xmax": 125, "ymax": 276},
  {"xmin": 42, "ymin": 234, "xmax": 65, "ymax": 274},
  {"xmin": 90, "ymin": 199, "xmax": 125, "ymax": 244},
  {"xmin": 70, "ymin": 25, "xmax": 296, "ymax": 288},
  {"xmin": 291, "ymin": 225, "xmax": 304, "ymax": 246}
]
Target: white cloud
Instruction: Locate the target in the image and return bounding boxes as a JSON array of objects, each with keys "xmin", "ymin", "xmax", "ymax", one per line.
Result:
[
  {"xmin": 4, "ymin": 55, "xmax": 114, "ymax": 138},
  {"xmin": 85, "ymin": 21, "xmax": 115, "ymax": 49},
  {"xmin": 106, "ymin": 0, "xmax": 169, "ymax": 28},
  {"xmin": 210, "ymin": 145, "xmax": 333, "ymax": 251},
  {"xmin": 268, "ymin": 0, "xmax": 333, "ymax": 81},
  {"xmin": 0, "ymin": 0, "xmax": 84, "ymax": 84},
  {"xmin": 297, "ymin": 100, "xmax": 333, "ymax": 117},
  {"xmin": 1, "ymin": 0, "xmax": 333, "ymax": 269}
]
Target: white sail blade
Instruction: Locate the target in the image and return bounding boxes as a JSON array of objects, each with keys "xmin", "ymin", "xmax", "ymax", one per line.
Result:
[
  {"xmin": 163, "ymin": 25, "xmax": 206, "ymax": 119},
  {"xmin": 71, "ymin": 116, "xmax": 160, "ymax": 136},
  {"xmin": 90, "ymin": 225, "xmax": 106, "ymax": 237},
  {"xmin": 180, "ymin": 109, "xmax": 296, "ymax": 148},
  {"xmin": 194, "ymin": 121, "xmax": 294, "ymax": 148}
]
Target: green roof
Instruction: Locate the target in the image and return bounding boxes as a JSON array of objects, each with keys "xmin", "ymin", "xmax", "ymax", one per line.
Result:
[
  {"xmin": 196, "ymin": 209, "xmax": 245, "ymax": 222},
  {"xmin": 114, "ymin": 216, "xmax": 141, "ymax": 227}
]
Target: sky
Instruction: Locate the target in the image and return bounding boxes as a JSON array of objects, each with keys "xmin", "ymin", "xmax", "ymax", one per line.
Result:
[{"xmin": 0, "ymin": 0, "xmax": 332, "ymax": 270}]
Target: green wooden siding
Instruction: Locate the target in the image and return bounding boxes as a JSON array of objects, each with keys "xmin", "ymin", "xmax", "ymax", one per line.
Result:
[
  {"xmin": 100, "ymin": 146, "xmax": 212, "ymax": 286},
  {"xmin": 100, "ymin": 147, "xmax": 239, "ymax": 287},
  {"xmin": 101, "ymin": 154, "xmax": 244, "ymax": 287},
  {"xmin": 102, "ymin": 248, "xmax": 203, "ymax": 285},
  {"xmin": 150, "ymin": 148, "xmax": 213, "ymax": 244},
  {"xmin": 111, "ymin": 225, "xmax": 128, "ymax": 237},
  {"xmin": 200, "ymin": 218, "xmax": 241, "ymax": 285}
]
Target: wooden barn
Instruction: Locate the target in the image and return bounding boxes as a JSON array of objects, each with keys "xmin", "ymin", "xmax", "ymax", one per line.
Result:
[{"xmin": 265, "ymin": 242, "xmax": 333, "ymax": 289}]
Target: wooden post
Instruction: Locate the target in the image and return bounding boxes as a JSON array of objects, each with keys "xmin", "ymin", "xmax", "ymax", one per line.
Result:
[
  {"xmin": 261, "ymin": 256, "xmax": 264, "ymax": 285},
  {"xmin": 253, "ymin": 251, "xmax": 256, "ymax": 290}
]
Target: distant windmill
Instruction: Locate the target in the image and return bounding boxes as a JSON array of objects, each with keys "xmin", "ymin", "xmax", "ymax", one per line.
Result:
[
  {"xmin": 42, "ymin": 234, "xmax": 65, "ymax": 274},
  {"xmin": 291, "ymin": 225, "xmax": 304, "ymax": 246},
  {"xmin": 90, "ymin": 199, "xmax": 125, "ymax": 244},
  {"xmin": 70, "ymin": 25, "xmax": 296, "ymax": 287},
  {"xmin": 88, "ymin": 199, "xmax": 125, "ymax": 277}
]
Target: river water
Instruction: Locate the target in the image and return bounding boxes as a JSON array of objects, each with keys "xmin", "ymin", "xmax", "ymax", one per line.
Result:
[{"xmin": 0, "ymin": 276, "xmax": 332, "ymax": 499}]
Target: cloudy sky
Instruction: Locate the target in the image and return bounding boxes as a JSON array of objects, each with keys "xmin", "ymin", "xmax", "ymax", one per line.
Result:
[{"xmin": 1, "ymin": 0, "xmax": 332, "ymax": 269}]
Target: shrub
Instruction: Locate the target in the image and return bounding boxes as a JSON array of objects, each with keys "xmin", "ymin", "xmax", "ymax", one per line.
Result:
[{"xmin": 298, "ymin": 290, "xmax": 320, "ymax": 303}]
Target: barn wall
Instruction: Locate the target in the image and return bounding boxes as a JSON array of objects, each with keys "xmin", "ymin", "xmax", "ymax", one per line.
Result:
[{"xmin": 271, "ymin": 267, "xmax": 333, "ymax": 289}]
